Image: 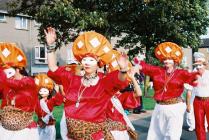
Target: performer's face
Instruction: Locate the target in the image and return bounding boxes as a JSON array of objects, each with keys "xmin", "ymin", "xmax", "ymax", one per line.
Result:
[
  {"xmin": 3, "ymin": 67, "xmax": 16, "ymax": 78},
  {"xmin": 163, "ymin": 59, "xmax": 174, "ymax": 68},
  {"xmin": 195, "ymin": 63, "xmax": 205, "ymax": 74},
  {"xmin": 39, "ymin": 87, "xmax": 49, "ymax": 97},
  {"xmin": 81, "ymin": 57, "xmax": 98, "ymax": 74}
]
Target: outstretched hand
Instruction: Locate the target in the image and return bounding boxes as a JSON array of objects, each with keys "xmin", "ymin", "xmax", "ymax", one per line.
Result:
[
  {"xmin": 117, "ymin": 53, "xmax": 129, "ymax": 71},
  {"xmin": 44, "ymin": 27, "xmax": 57, "ymax": 46}
]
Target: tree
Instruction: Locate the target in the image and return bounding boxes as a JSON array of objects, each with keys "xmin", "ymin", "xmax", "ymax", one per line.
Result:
[
  {"xmin": 7, "ymin": 0, "xmax": 209, "ymax": 96},
  {"xmin": 7, "ymin": 0, "xmax": 209, "ymax": 61}
]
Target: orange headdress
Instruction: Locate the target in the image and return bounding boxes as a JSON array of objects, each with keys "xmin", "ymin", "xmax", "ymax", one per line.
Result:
[
  {"xmin": 34, "ymin": 74, "xmax": 54, "ymax": 92},
  {"xmin": 155, "ymin": 42, "xmax": 183, "ymax": 64},
  {"xmin": 65, "ymin": 63, "xmax": 83, "ymax": 75},
  {"xmin": 72, "ymin": 31, "xmax": 114, "ymax": 67},
  {"xmin": 0, "ymin": 42, "xmax": 27, "ymax": 68}
]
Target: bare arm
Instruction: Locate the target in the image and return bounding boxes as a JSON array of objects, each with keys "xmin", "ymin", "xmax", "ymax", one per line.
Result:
[
  {"xmin": 117, "ymin": 53, "xmax": 129, "ymax": 81},
  {"xmin": 44, "ymin": 27, "xmax": 58, "ymax": 72},
  {"xmin": 128, "ymin": 68, "xmax": 142, "ymax": 97},
  {"xmin": 186, "ymin": 90, "xmax": 192, "ymax": 113}
]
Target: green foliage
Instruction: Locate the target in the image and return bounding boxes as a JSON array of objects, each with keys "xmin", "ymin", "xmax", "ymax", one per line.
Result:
[{"xmin": 6, "ymin": 0, "xmax": 209, "ymax": 64}]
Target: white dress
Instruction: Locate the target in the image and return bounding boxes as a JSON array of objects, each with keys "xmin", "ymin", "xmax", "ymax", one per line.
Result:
[
  {"xmin": 0, "ymin": 125, "xmax": 39, "ymax": 140},
  {"xmin": 38, "ymin": 99, "xmax": 56, "ymax": 140}
]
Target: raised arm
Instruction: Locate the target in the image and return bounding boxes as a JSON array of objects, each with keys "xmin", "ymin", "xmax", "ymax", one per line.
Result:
[
  {"xmin": 117, "ymin": 53, "xmax": 130, "ymax": 81},
  {"xmin": 127, "ymin": 69, "xmax": 142, "ymax": 97},
  {"xmin": 44, "ymin": 27, "xmax": 58, "ymax": 72}
]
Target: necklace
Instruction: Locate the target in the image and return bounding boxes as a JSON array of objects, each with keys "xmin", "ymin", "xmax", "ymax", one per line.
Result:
[
  {"xmin": 162, "ymin": 69, "xmax": 175, "ymax": 92},
  {"xmin": 81, "ymin": 73, "xmax": 99, "ymax": 87},
  {"xmin": 75, "ymin": 85, "xmax": 87, "ymax": 108}
]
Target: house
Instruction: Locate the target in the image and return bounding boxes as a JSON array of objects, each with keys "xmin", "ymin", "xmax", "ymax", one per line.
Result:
[
  {"xmin": 0, "ymin": 0, "xmax": 74, "ymax": 75},
  {"xmin": 198, "ymin": 38, "xmax": 209, "ymax": 69}
]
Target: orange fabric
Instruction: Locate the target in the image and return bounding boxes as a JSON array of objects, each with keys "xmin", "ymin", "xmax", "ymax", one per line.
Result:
[
  {"xmin": 0, "ymin": 42, "xmax": 27, "ymax": 68},
  {"xmin": 154, "ymin": 42, "xmax": 183, "ymax": 64},
  {"xmin": 107, "ymin": 50, "xmax": 121, "ymax": 72},
  {"xmin": 106, "ymin": 50, "xmax": 132, "ymax": 81},
  {"xmin": 65, "ymin": 64, "xmax": 83, "ymax": 75},
  {"xmin": 35, "ymin": 74, "xmax": 54, "ymax": 92},
  {"xmin": 72, "ymin": 31, "xmax": 113, "ymax": 67}
]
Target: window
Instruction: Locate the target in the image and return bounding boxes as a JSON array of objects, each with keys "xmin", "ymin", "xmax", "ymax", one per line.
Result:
[
  {"xmin": 0, "ymin": 14, "xmax": 6, "ymax": 22},
  {"xmin": 15, "ymin": 16, "xmax": 28, "ymax": 29},
  {"xmin": 34, "ymin": 45, "xmax": 47, "ymax": 64}
]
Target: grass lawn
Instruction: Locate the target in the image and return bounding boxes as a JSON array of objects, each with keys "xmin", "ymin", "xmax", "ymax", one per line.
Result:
[{"xmin": 143, "ymin": 88, "xmax": 156, "ymax": 110}]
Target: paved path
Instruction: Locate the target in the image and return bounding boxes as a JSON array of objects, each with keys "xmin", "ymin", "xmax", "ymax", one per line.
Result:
[{"xmin": 129, "ymin": 111, "xmax": 209, "ymax": 140}]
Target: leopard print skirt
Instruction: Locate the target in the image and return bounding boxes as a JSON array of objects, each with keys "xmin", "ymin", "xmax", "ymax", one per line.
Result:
[
  {"xmin": 66, "ymin": 118, "xmax": 114, "ymax": 140},
  {"xmin": 0, "ymin": 106, "xmax": 33, "ymax": 131},
  {"xmin": 106, "ymin": 119, "xmax": 138, "ymax": 140}
]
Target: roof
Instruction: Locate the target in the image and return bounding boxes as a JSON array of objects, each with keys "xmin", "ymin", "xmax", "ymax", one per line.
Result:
[
  {"xmin": 200, "ymin": 38, "xmax": 209, "ymax": 48},
  {"xmin": 0, "ymin": 0, "xmax": 9, "ymax": 11}
]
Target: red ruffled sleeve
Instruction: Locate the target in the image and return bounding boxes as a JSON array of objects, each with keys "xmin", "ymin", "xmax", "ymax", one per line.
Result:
[
  {"xmin": 180, "ymin": 70, "xmax": 199, "ymax": 87},
  {"xmin": 118, "ymin": 92, "xmax": 140, "ymax": 109},
  {"xmin": 140, "ymin": 61, "xmax": 161, "ymax": 78},
  {"xmin": 47, "ymin": 93, "xmax": 64, "ymax": 107},
  {"xmin": 103, "ymin": 70, "xmax": 129, "ymax": 96},
  {"xmin": 47, "ymin": 66, "xmax": 73, "ymax": 85},
  {"xmin": 0, "ymin": 66, "xmax": 6, "ymax": 85},
  {"xmin": 5, "ymin": 77, "xmax": 36, "ymax": 90}
]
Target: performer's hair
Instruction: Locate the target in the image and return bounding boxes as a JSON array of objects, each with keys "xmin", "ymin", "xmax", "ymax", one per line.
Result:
[
  {"xmin": 19, "ymin": 67, "xmax": 28, "ymax": 76},
  {"xmin": 13, "ymin": 67, "xmax": 28, "ymax": 76}
]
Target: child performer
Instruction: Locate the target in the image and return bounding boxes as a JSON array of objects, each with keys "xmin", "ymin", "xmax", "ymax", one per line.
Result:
[{"xmin": 34, "ymin": 74, "xmax": 64, "ymax": 140}]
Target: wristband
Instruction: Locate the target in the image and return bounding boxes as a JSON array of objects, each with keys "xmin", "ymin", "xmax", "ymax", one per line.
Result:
[
  {"xmin": 120, "ymin": 70, "xmax": 128, "ymax": 74},
  {"xmin": 46, "ymin": 43, "xmax": 56, "ymax": 53}
]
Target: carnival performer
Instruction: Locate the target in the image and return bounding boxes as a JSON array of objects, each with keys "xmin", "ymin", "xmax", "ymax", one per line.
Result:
[
  {"xmin": 185, "ymin": 75, "xmax": 208, "ymax": 132},
  {"xmin": 59, "ymin": 63, "xmax": 83, "ymax": 140},
  {"xmin": 44, "ymin": 27, "xmax": 130, "ymax": 140},
  {"xmin": 0, "ymin": 42, "xmax": 39, "ymax": 140},
  {"xmin": 191, "ymin": 52, "xmax": 209, "ymax": 140},
  {"xmin": 104, "ymin": 50, "xmax": 141, "ymax": 140},
  {"xmin": 134, "ymin": 42, "xmax": 198, "ymax": 140},
  {"xmin": 34, "ymin": 73, "xmax": 64, "ymax": 140}
]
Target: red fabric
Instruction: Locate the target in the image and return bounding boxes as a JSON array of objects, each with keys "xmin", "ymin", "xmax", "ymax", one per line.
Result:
[
  {"xmin": 0, "ymin": 71, "xmax": 38, "ymax": 112},
  {"xmin": 35, "ymin": 93, "xmax": 63, "ymax": 120},
  {"xmin": 118, "ymin": 92, "xmax": 140, "ymax": 109},
  {"xmin": 106, "ymin": 92, "xmax": 139, "ymax": 125},
  {"xmin": 47, "ymin": 67, "xmax": 129, "ymax": 123},
  {"xmin": 193, "ymin": 97, "xmax": 209, "ymax": 140},
  {"xmin": 27, "ymin": 122, "xmax": 38, "ymax": 128},
  {"xmin": 140, "ymin": 61, "xmax": 198, "ymax": 101},
  {"xmin": 0, "ymin": 67, "xmax": 38, "ymax": 128},
  {"xmin": 91, "ymin": 131, "xmax": 104, "ymax": 140}
]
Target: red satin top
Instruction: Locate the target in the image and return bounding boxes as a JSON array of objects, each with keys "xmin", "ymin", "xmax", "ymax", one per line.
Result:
[
  {"xmin": 0, "ymin": 67, "xmax": 38, "ymax": 128},
  {"xmin": 35, "ymin": 93, "xmax": 63, "ymax": 121},
  {"xmin": 106, "ymin": 92, "xmax": 140, "ymax": 125},
  {"xmin": 140, "ymin": 61, "xmax": 198, "ymax": 101},
  {"xmin": 48, "ymin": 67, "xmax": 128, "ymax": 123},
  {"xmin": 0, "ymin": 67, "xmax": 38, "ymax": 112}
]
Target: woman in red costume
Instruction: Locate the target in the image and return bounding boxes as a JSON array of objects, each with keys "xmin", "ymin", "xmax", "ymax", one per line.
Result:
[
  {"xmin": 44, "ymin": 27, "xmax": 130, "ymax": 140},
  {"xmin": 104, "ymin": 50, "xmax": 141, "ymax": 140},
  {"xmin": 0, "ymin": 42, "xmax": 39, "ymax": 140},
  {"xmin": 134, "ymin": 42, "xmax": 198, "ymax": 140}
]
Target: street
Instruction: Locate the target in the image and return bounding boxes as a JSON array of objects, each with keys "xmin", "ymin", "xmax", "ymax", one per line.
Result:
[{"xmin": 131, "ymin": 112, "xmax": 209, "ymax": 140}]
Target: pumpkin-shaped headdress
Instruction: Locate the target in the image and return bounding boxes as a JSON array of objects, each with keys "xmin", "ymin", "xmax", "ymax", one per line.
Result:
[
  {"xmin": 35, "ymin": 74, "xmax": 54, "ymax": 92},
  {"xmin": 72, "ymin": 31, "xmax": 114, "ymax": 67},
  {"xmin": 0, "ymin": 42, "xmax": 27, "ymax": 68},
  {"xmin": 155, "ymin": 42, "xmax": 183, "ymax": 64}
]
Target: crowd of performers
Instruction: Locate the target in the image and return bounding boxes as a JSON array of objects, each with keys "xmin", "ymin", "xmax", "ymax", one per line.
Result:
[{"xmin": 0, "ymin": 27, "xmax": 208, "ymax": 140}]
